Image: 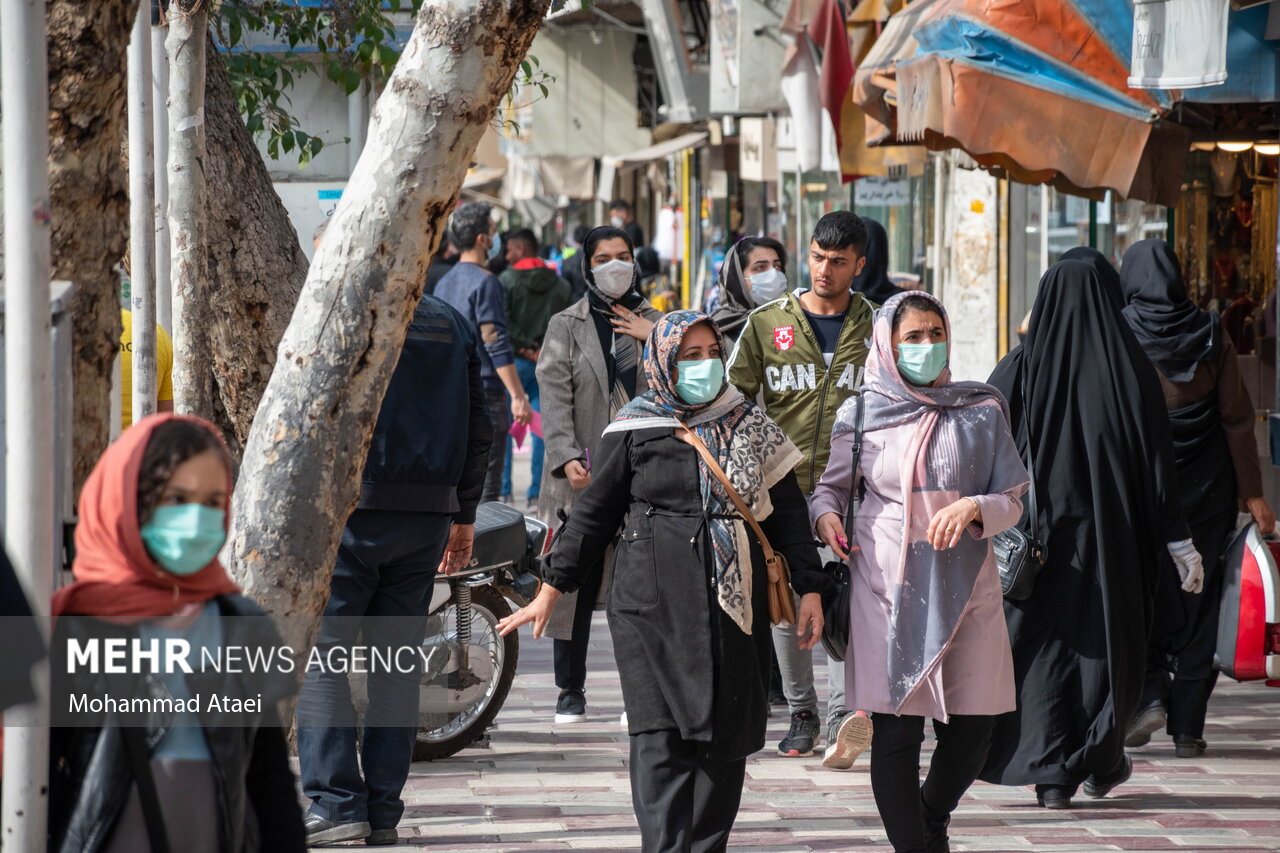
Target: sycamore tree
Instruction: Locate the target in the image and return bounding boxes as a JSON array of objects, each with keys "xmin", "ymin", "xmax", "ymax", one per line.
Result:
[{"xmin": 228, "ymin": 0, "xmax": 552, "ymax": 666}]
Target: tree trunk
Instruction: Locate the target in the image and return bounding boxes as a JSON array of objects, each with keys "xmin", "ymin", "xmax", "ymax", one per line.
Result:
[
  {"xmin": 166, "ymin": 1, "xmax": 213, "ymax": 417},
  {"xmin": 230, "ymin": 0, "xmax": 551, "ymax": 669},
  {"xmin": 202, "ymin": 38, "xmax": 308, "ymax": 454},
  {"xmin": 46, "ymin": 0, "xmax": 140, "ymax": 492}
]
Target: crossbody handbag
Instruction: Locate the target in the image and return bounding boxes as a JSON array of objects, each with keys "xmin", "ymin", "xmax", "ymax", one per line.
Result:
[
  {"xmin": 821, "ymin": 396, "xmax": 864, "ymax": 663},
  {"xmin": 676, "ymin": 422, "xmax": 797, "ymax": 627},
  {"xmin": 993, "ymin": 374, "xmax": 1048, "ymax": 601}
]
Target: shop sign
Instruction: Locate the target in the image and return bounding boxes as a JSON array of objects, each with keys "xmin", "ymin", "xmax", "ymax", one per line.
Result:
[
  {"xmin": 740, "ymin": 117, "xmax": 777, "ymax": 183},
  {"xmin": 317, "ymin": 188, "xmax": 342, "ymax": 217},
  {"xmin": 1129, "ymin": 0, "xmax": 1230, "ymax": 89},
  {"xmin": 855, "ymin": 176, "xmax": 910, "ymax": 208}
]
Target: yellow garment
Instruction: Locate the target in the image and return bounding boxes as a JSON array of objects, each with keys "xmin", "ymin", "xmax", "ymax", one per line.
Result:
[{"xmin": 120, "ymin": 309, "xmax": 174, "ymax": 429}]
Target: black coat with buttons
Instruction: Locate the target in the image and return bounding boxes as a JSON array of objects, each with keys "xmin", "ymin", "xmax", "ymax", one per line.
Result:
[{"xmin": 542, "ymin": 427, "xmax": 827, "ymax": 760}]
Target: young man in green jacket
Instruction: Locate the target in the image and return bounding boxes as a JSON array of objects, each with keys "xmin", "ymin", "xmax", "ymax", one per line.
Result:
[{"xmin": 727, "ymin": 210, "xmax": 877, "ymax": 768}]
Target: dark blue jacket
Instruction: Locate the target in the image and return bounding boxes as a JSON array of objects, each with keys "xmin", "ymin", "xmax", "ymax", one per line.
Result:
[{"xmin": 359, "ymin": 295, "xmax": 492, "ymax": 523}]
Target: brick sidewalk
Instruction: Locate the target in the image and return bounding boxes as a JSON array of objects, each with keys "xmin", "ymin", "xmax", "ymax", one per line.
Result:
[{"xmin": 327, "ymin": 612, "xmax": 1279, "ymax": 852}]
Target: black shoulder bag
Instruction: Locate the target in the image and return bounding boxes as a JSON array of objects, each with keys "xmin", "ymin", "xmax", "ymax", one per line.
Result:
[
  {"xmin": 993, "ymin": 375, "xmax": 1048, "ymax": 601},
  {"xmin": 821, "ymin": 396, "xmax": 864, "ymax": 662}
]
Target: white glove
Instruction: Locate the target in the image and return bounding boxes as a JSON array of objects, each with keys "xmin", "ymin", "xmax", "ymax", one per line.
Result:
[{"xmin": 1167, "ymin": 539, "xmax": 1204, "ymax": 594}]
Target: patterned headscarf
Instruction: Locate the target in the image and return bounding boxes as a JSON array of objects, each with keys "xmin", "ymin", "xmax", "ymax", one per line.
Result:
[{"xmin": 605, "ymin": 311, "xmax": 801, "ymax": 633}]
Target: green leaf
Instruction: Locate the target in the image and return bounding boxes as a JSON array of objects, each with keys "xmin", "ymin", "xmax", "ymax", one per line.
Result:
[{"xmin": 282, "ymin": 132, "xmax": 295, "ymax": 153}]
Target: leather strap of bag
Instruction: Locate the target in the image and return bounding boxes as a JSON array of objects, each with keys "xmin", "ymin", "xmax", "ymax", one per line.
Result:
[
  {"xmin": 844, "ymin": 396, "xmax": 866, "ymax": 542},
  {"xmin": 675, "ymin": 422, "xmax": 780, "ymax": 575},
  {"xmin": 121, "ymin": 726, "xmax": 172, "ymax": 853}
]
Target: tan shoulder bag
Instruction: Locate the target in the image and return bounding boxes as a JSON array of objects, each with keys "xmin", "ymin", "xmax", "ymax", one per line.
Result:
[{"xmin": 676, "ymin": 422, "xmax": 797, "ymax": 626}]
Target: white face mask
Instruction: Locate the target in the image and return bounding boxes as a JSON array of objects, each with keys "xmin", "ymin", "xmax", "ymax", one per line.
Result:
[
  {"xmin": 609, "ymin": 215, "xmax": 625, "ymax": 229},
  {"xmin": 591, "ymin": 259, "xmax": 635, "ymax": 300},
  {"xmin": 746, "ymin": 268, "xmax": 788, "ymax": 305}
]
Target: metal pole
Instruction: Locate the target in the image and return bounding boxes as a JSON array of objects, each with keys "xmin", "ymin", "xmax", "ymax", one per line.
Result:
[
  {"xmin": 1, "ymin": 0, "xmax": 55, "ymax": 846},
  {"xmin": 152, "ymin": 8, "xmax": 172, "ymax": 332},
  {"xmin": 130, "ymin": 0, "xmax": 158, "ymax": 424}
]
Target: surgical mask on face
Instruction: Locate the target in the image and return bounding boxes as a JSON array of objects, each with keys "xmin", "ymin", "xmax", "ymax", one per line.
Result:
[
  {"xmin": 746, "ymin": 268, "xmax": 787, "ymax": 305},
  {"xmin": 896, "ymin": 342, "xmax": 948, "ymax": 386},
  {"xmin": 675, "ymin": 357, "xmax": 725, "ymax": 405},
  {"xmin": 486, "ymin": 231, "xmax": 502, "ymax": 261},
  {"xmin": 140, "ymin": 504, "xmax": 227, "ymax": 576},
  {"xmin": 610, "ymin": 215, "xmax": 625, "ymax": 229},
  {"xmin": 591, "ymin": 259, "xmax": 634, "ymax": 300}
]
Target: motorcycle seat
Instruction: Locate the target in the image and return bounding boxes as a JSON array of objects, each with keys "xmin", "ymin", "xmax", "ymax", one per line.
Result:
[{"xmin": 469, "ymin": 501, "xmax": 528, "ymax": 570}]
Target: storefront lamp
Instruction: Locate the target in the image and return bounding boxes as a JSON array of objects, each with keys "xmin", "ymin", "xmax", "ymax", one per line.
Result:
[
  {"xmin": 1217, "ymin": 141, "xmax": 1254, "ymax": 152},
  {"xmin": 1255, "ymin": 143, "xmax": 1280, "ymax": 156},
  {"xmin": 1191, "ymin": 141, "xmax": 1217, "ymax": 151}
]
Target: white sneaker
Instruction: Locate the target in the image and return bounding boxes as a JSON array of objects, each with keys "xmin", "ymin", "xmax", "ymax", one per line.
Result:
[{"xmin": 822, "ymin": 710, "xmax": 873, "ymax": 770}]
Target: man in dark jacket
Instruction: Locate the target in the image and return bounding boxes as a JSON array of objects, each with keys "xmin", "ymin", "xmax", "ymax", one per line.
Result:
[
  {"xmin": 499, "ymin": 229, "xmax": 573, "ymax": 506},
  {"xmin": 297, "ymin": 284, "xmax": 493, "ymax": 847}
]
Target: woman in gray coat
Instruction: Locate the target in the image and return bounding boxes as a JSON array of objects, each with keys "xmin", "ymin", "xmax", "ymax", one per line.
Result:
[{"xmin": 535, "ymin": 225, "xmax": 663, "ymax": 723}]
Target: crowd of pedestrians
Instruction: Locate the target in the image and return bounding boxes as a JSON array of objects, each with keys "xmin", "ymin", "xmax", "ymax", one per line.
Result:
[{"xmin": 20, "ymin": 199, "xmax": 1274, "ymax": 853}]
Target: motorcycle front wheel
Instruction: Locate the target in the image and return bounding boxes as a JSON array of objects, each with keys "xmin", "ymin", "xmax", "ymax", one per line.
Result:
[{"xmin": 412, "ymin": 584, "xmax": 518, "ymax": 761}]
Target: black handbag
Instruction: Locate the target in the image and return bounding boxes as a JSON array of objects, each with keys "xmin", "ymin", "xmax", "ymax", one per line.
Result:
[
  {"xmin": 993, "ymin": 376, "xmax": 1048, "ymax": 601},
  {"xmin": 822, "ymin": 397, "xmax": 863, "ymax": 662}
]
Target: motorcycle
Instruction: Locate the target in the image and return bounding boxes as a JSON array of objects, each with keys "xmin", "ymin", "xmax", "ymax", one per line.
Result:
[{"xmin": 411, "ymin": 501, "xmax": 547, "ymax": 760}]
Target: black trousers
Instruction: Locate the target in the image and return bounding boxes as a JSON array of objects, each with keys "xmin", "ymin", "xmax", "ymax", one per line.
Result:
[
  {"xmin": 1141, "ymin": 508, "xmax": 1234, "ymax": 738},
  {"xmin": 629, "ymin": 730, "xmax": 746, "ymax": 853},
  {"xmin": 483, "ymin": 387, "xmax": 510, "ymax": 502},
  {"xmin": 553, "ymin": 554, "xmax": 604, "ymax": 691},
  {"xmin": 870, "ymin": 713, "xmax": 996, "ymax": 853}
]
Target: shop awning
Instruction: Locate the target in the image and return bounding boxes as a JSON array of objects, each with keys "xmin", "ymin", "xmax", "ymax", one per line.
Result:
[
  {"xmin": 852, "ymin": 0, "xmax": 1190, "ymax": 205},
  {"xmin": 607, "ymin": 132, "xmax": 709, "ymax": 172}
]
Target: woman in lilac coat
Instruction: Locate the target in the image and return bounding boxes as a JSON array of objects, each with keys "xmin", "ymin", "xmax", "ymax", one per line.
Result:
[{"xmin": 811, "ymin": 292, "xmax": 1029, "ymax": 853}]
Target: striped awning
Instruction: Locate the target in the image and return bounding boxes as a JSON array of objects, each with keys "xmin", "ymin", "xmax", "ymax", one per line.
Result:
[{"xmin": 852, "ymin": 0, "xmax": 1191, "ymax": 205}]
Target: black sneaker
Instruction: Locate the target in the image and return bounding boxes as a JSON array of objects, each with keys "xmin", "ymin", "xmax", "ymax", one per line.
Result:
[
  {"xmin": 777, "ymin": 709, "xmax": 820, "ymax": 756},
  {"xmin": 554, "ymin": 688, "xmax": 586, "ymax": 723},
  {"xmin": 1124, "ymin": 701, "xmax": 1167, "ymax": 748},
  {"xmin": 1173, "ymin": 735, "xmax": 1207, "ymax": 757},
  {"xmin": 304, "ymin": 813, "xmax": 371, "ymax": 846}
]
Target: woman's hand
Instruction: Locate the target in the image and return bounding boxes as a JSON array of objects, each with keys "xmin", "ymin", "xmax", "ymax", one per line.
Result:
[
  {"xmin": 816, "ymin": 512, "xmax": 854, "ymax": 560},
  {"xmin": 496, "ymin": 585, "xmax": 563, "ymax": 639},
  {"xmin": 610, "ymin": 305, "xmax": 655, "ymax": 342},
  {"xmin": 563, "ymin": 459, "xmax": 591, "ymax": 490},
  {"xmin": 927, "ymin": 498, "xmax": 980, "ymax": 551},
  {"xmin": 794, "ymin": 592, "xmax": 824, "ymax": 651}
]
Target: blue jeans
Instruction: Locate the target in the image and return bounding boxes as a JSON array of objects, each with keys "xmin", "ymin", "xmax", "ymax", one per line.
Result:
[
  {"xmin": 297, "ymin": 509, "xmax": 452, "ymax": 829},
  {"xmin": 501, "ymin": 356, "xmax": 543, "ymax": 501}
]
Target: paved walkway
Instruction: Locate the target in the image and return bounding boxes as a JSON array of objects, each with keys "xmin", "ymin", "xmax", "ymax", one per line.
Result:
[{"xmin": 324, "ymin": 612, "xmax": 1279, "ymax": 853}]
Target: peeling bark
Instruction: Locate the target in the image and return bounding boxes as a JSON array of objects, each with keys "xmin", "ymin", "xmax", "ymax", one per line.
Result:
[
  {"xmin": 46, "ymin": 0, "xmax": 140, "ymax": 492},
  {"xmin": 230, "ymin": 0, "xmax": 552, "ymax": 675},
  {"xmin": 202, "ymin": 39, "xmax": 308, "ymax": 455}
]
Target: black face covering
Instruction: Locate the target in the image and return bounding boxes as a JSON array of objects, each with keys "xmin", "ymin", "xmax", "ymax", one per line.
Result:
[
  {"xmin": 851, "ymin": 216, "xmax": 904, "ymax": 305},
  {"xmin": 1119, "ymin": 239, "xmax": 1221, "ymax": 383}
]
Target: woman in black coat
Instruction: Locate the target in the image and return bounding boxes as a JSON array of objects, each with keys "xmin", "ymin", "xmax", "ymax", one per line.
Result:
[{"xmin": 500, "ymin": 310, "xmax": 826, "ymax": 853}]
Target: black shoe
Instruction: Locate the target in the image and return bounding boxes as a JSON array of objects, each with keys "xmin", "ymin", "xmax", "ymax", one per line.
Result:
[
  {"xmin": 777, "ymin": 709, "xmax": 820, "ymax": 756},
  {"xmin": 366, "ymin": 828, "xmax": 399, "ymax": 846},
  {"xmin": 305, "ymin": 813, "xmax": 371, "ymax": 846},
  {"xmin": 1035, "ymin": 785, "xmax": 1074, "ymax": 809},
  {"xmin": 1124, "ymin": 701, "xmax": 1167, "ymax": 748},
  {"xmin": 554, "ymin": 688, "xmax": 586, "ymax": 723},
  {"xmin": 1084, "ymin": 754, "xmax": 1133, "ymax": 799},
  {"xmin": 923, "ymin": 810, "xmax": 950, "ymax": 853},
  {"xmin": 1173, "ymin": 735, "xmax": 1207, "ymax": 758}
]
